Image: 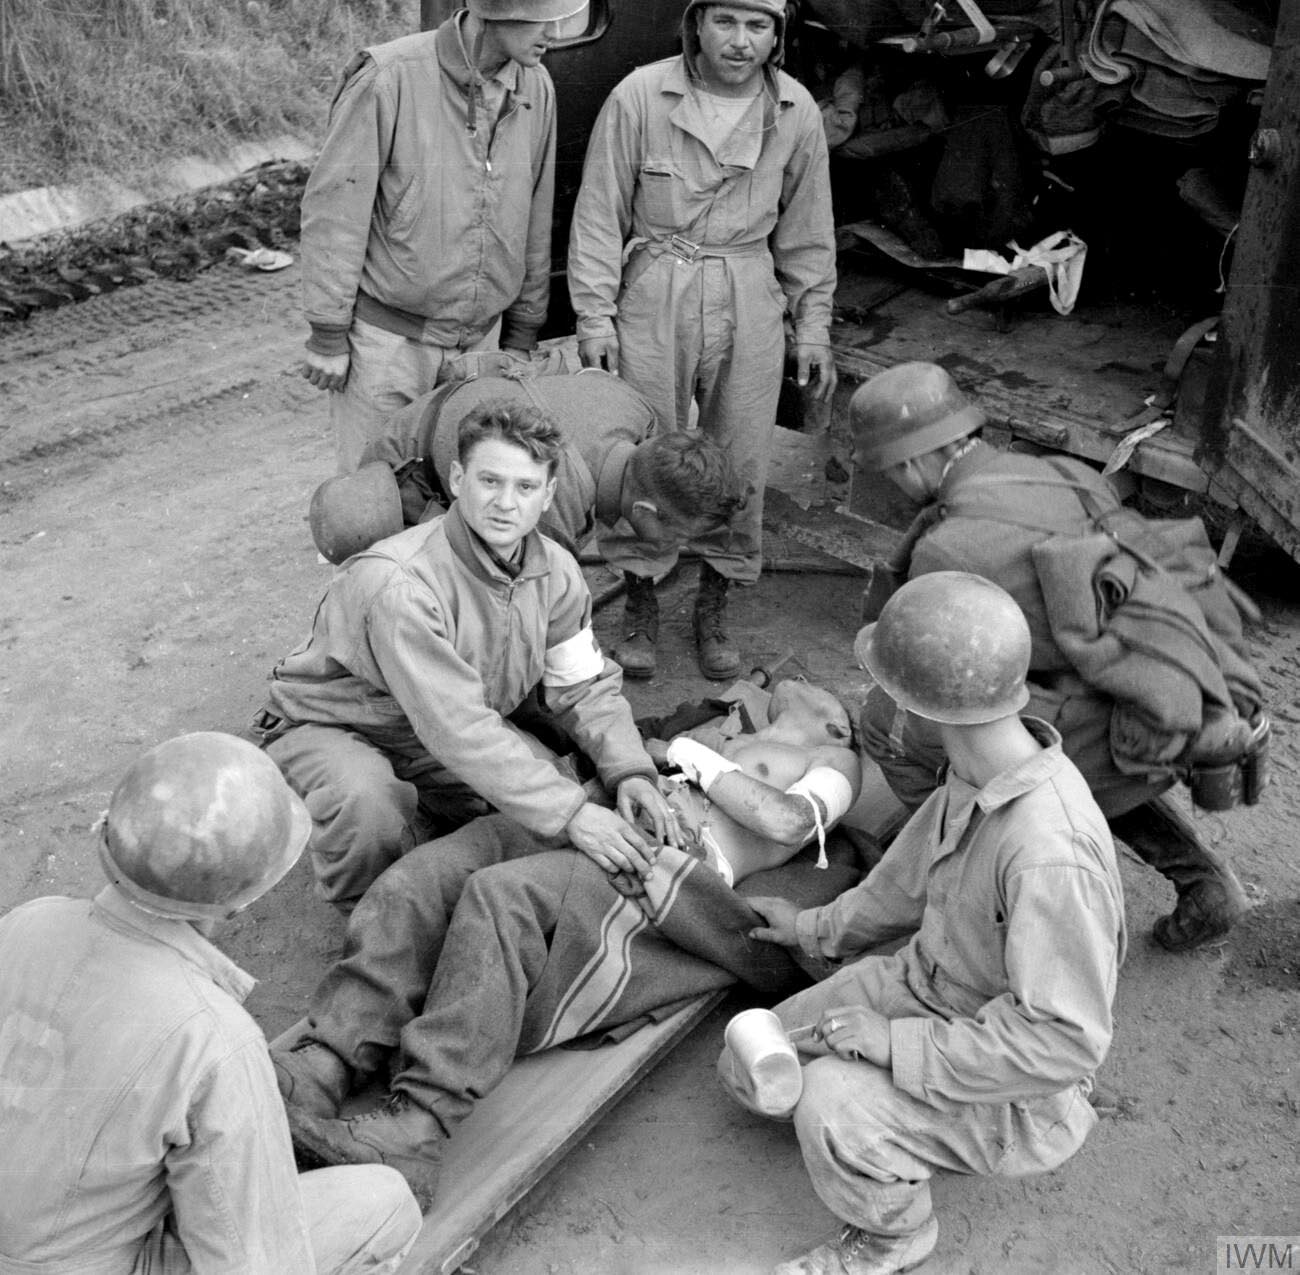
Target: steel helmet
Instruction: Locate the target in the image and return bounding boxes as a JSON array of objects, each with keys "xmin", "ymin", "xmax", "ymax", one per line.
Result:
[
  {"xmin": 100, "ymin": 732, "xmax": 311, "ymax": 922},
  {"xmin": 854, "ymin": 572, "xmax": 1030, "ymax": 724},
  {"xmin": 683, "ymin": 0, "xmax": 787, "ymax": 70},
  {"xmin": 468, "ymin": 0, "xmax": 588, "ymax": 20},
  {"xmin": 309, "ymin": 462, "xmax": 404, "ymax": 565},
  {"xmin": 849, "ymin": 362, "xmax": 985, "ymax": 472}
]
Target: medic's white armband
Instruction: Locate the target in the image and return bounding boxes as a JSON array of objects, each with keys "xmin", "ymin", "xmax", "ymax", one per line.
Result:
[
  {"xmin": 785, "ymin": 766, "xmax": 855, "ymax": 870},
  {"xmin": 542, "ymin": 626, "xmax": 606, "ymax": 686},
  {"xmin": 665, "ymin": 737, "xmax": 741, "ymax": 794}
]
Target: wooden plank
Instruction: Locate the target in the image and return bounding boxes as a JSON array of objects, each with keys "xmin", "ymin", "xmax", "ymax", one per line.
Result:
[
  {"xmin": 400, "ymin": 990, "xmax": 726, "ymax": 1275},
  {"xmin": 273, "ymin": 991, "xmax": 728, "ymax": 1275}
]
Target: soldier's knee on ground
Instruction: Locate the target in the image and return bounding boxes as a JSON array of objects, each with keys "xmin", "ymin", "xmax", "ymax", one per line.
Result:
[{"xmin": 303, "ymin": 778, "xmax": 418, "ymax": 909}]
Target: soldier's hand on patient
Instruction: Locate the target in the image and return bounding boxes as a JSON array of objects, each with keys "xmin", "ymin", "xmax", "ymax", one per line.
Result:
[
  {"xmin": 301, "ymin": 350, "xmax": 350, "ymax": 392},
  {"xmin": 616, "ymin": 775, "xmax": 679, "ymax": 848},
  {"xmin": 578, "ymin": 335, "xmax": 620, "ymax": 376},
  {"xmin": 815, "ymin": 1004, "xmax": 892, "ymax": 1068},
  {"xmin": 566, "ymin": 802, "xmax": 658, "ymax": 879},
  {"xmin": 746, "ymin": 896, "xmax": 801, "ymax": 947}
]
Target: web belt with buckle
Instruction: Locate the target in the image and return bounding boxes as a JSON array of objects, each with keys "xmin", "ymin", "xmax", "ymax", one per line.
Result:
[{"xmin": 662, "ymin": 234, "xmax": 768, "ymax": 263}]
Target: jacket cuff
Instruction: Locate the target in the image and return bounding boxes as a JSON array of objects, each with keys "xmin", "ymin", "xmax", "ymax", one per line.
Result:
[
  {"xmin": 536, "ymin": 785, "xmax": 589, "ymax": 838},
  {"xmin": 794, "ymin": 907, "xmax": 824, "ymax": 963},
  {"xmin": 889, "ymin": 1017, "xmax": 927, "ymax": 1101},
  {"xmin": 600, "ymin": 762, "xmax": 660, "ymax": 792},
  {"xmin": 792, "ymin": 321, "xmax": 832, "ymax": 348},
  {"xmin": 575, "ymin": 315, "xmax": 617, "ymax": 343},
  {"xmin": 499, "ymin": 319, "xmax": 540, "ymax": 352},
  {"xmin": 306, "ymin": 323, "xmax": 352, "ymax": 357}
]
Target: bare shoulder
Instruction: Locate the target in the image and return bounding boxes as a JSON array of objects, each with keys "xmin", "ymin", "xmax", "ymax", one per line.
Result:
[{"xmin": 805, "ymin": 745, "xmax": 863, "ymax": 791}]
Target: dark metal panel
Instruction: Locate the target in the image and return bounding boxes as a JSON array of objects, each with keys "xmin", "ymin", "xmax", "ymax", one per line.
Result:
[{"xmin": 1202, "ymin": 5, "xmax": 1300, "ymax": 559}]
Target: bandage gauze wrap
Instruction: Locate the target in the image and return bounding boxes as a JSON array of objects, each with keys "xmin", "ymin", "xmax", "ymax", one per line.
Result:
[
  {"xmin": 664, "ymin": 737, "xmax": 741, "ymax": 793},
  {"xmin": 785, "ymin": 766, "xmax": 855, "ymax": 869}
]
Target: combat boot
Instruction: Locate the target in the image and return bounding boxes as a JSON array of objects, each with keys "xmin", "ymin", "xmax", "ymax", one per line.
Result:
[
  {"xmin": 775, "ymin": 1218, "xmax": 939, "ymax": 1275},
  {"xmin": 694, "ymin": 562, "xmax": 741, "ymax": 680},
  {"xmin": 288, "ymin": 1091, "xmax": 446, "ymax": 1208},
  {"xmin": 272, "ymin": 1038, "xmax": 353, "ymax": 1119},
  {"xmin": 1110, "ymin": 794, "xmax": 1250, "ymax": 951},
  {"xmin": 611, "ymin": 573, "xmax": 659, "ymax": 680}
]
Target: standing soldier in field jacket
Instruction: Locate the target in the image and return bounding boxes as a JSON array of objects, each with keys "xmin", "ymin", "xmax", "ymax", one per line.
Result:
[{"xmin": 299, "ymin": 0, "xmax": 584, "ymax": 471}]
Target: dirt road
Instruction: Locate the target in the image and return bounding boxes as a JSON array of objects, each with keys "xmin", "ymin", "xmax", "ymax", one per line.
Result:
[{"xmin": 2, "ymin": 262, "xmax": 1298, "ymax": 1273}]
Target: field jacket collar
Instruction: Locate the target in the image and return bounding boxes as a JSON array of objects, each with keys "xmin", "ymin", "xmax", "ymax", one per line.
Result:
[
  {"xmin": 662, "ymin": 56, "xmax": 791, "ymax": 162},
  {"xmin": 438, "ymin": 10, "xmax": 526, "ymax": 104},
  {"xmin": 92, "ymin": 884, "xmax": 255, "ymax": 1003},
  {"xmin": 443, "ymin": 500, "xmax": 551, "ymax": 586}
]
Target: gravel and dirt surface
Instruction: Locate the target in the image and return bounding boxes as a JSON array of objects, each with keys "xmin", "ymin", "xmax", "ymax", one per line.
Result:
[{"xmin": 2, "ymin": 254, "xmax": 1298, "ymax": 1274}]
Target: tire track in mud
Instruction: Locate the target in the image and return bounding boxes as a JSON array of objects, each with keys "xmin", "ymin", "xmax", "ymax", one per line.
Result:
[
  {"xmin": 1, "ymin": 264, "xmax": 298, "ymax": 365},
  {"xmin": 0, "ymin": 262, "xmax": 308, "ymax": 489}
]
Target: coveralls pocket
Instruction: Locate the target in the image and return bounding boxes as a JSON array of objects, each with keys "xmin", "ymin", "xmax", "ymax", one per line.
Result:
[
  {"xmin": 637, "ymin": 161, "xmax": 682, "ymax": 228},
  {"xmin": 762, "ymin": 271, "xmax": 788, "ymax": 318}
]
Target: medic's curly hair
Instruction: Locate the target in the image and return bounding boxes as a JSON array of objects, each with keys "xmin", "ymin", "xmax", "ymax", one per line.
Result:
[
  {"xmin": 457, "ymin": 398, "xmax": 563, "ymax": 477},
  {"xmin": 629, "ymin": 431, "xmax": 748, "ymax": 526}
]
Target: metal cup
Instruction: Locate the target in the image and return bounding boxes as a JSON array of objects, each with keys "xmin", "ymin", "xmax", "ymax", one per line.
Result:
[{"xmin": 723, "ymin": 1008, "xmax": 803, "ymax": 1116}]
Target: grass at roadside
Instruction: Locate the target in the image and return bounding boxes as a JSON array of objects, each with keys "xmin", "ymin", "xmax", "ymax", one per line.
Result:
[{"xmin": 0, "ymin": 0, "xmax": 413, "ymax": 194}]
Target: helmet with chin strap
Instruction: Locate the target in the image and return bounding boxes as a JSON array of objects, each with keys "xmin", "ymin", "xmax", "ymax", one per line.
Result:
[
  {"xmin": 682, "ymin": 0, "xmax": 787, "ymax": 72},
  {"xmin": 467, "ymin": 0, "xmax": 588, "ymax": 20}
]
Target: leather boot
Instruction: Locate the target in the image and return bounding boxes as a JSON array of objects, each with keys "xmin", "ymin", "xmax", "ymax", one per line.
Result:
[
  {"xmin": 610, "ymin": 573, "xmax": 659, "ymax": 680},
  {"xmin": 694, "ymin": 562, "xmax": 741, "ymax": 680},
  {"xmin": 775, "ymin": 1218, "xmax": 939, "ymax": 1275},
  {"xmin": 288, "ymin": 1091, "xmax": 446, "ymax": 1207},
  {"xmin": 271, "ymin": 1039, "xmax": 353, "ymax": 1119},
  {"xmin": 1110, "ymin": 794, "xmax": 1249, "ymax": 951}
]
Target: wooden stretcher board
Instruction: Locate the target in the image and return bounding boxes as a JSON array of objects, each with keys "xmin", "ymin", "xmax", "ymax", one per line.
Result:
[{"xmin": 271, "ymin": 989, "xmax": 727, "ymax": 1275}]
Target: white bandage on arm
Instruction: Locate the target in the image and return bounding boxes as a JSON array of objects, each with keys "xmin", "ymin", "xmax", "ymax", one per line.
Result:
[
  {"xmin": 665, "ymin": 737, "xmax": 741, "ymax": 794},
  {"xmin": 785, "ymin": 766, "xmax": 855, "ymax": 870},
  {"xmin": 542, "ymin": 626, "xmax": 606, "ymax": 686}
]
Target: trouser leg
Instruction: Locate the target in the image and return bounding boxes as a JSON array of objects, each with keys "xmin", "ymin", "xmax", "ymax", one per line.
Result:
[
  {"xmin": 1109, "ymin": 794, "xmax": 1248, "ymax": 949},
  {"xmin": 719, "ymin": 952, "xmax": 1096, "ymax": 1236},
  {"xmin": 1025, "ymin": 677, "xmax": 1170, "ymax": 817},
  {"xmin": 331, "ymin": 319, "xmax": 449, "ymax": 474},
  {"xmin": 300, "ymin": 1165, "xmax": 423, "ymax": 1275},
  {"xmin": 1025, "ymin": 678, "xmax": 1249, "ymax": 948},
  {"xmin": 601, "ymin": 262, "xmax": 702, "ymax": 580},
  {"xmin": 268, "ymin": 725, "xmax": 423, "ymax": 910},
  {"xmin": 685, "ymin": 261, "xmax": 785, "ymax": 584},
  {"xmin": 792, "ymin": 1059, "xmax": 1092, "ymax": 1235},
  {"xmin": 307, "ymin": 815, "xmax": 546, "ymax": 1074},
  {"xmin": 392, "ymin": 851, "xmax": 588, "ymax": 1134},
  {"xmin": 793, "ymin": 1060, "xmax": 937, "ymax": 1237}
]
